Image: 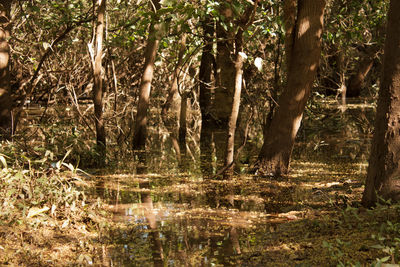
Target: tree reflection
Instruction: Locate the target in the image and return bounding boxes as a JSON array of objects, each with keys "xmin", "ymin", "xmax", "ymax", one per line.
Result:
[{"xmin": 138, "ymin": 161, "xmax": 164, "ymax": 266}]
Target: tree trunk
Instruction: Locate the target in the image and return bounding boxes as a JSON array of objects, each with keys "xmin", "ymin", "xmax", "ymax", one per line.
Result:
[
  {"xmin": 223, "ymin": 52, "xmax": 246, "ymax": 178},
  {"xmin": 362, "ymin": 0, "xmax": 400, "ymax": 207},
  {"xmin": 132, "ymin": 0, "xmax": 161, "ymax": 152},
  {"xmin": 212, "ymin": 2, "xmax": 236, "ymax": 166},
  {"xmin": 223, "ymin": 2, "xmax": 256, "ymax": 178},
  {"xmin": 92, "ymin": 0, "xmax": 106, "ymax": 160},
  {"xmin": 283, "ymin": 0, "xmax": 296, "ymax": 68},
  {"xmin": 255, "ymin": 0, "xmax": 326, "ymax": 176},
  {"xmin": 161, "ymin": 34, "xmax": 186, "ymax": 164},
  {"xmin": 346, "ymin": 46, "xmax": 377, "ymax": 97},
  {"xmin": 178, "ymin": 94, "xmax": 188, "ymax": 160},
  {"xmin": 214, "ymin": 20, "xmax": 235, "ymax": 124},
  {"xmin": 199, "ymin": 15, "xmax": 215, "ymax": 175},
  {"xmin": 0, "ymin": 0, "xmax": 12, "ymax": 139}
]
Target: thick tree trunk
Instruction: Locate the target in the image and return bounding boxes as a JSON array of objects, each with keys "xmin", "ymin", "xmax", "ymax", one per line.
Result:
[
  {"xmin": 214, "ymin": 20, "xmax": 235, "ymax": 124},
  {"xmin": 132, "ymin": 0, "xmax": 161, "ymax": 152},
  {"xmin": 255, "ymin": 0, "xmax": 326, "ymax": 176},
  {"xmin": 211, "ymin": 2, "xmax": 236, "ymax": 166},
  {"xmin": 362, "ymin": 0, "xmax": 400, "ymax": 207},
  {"xmin": 93, "ymin": 0, "xmax": 106, "ymax": 159},
  {"xmin": 0, "ymin": 0, "xmax": 12, "ymax": 139},
  {"xmin": 283, "ymin": 0, "xmax": 296, "ymax": 68},
  {"xmin": 199, "ymin": 15, "xmax": 215, "ymax": 175}
]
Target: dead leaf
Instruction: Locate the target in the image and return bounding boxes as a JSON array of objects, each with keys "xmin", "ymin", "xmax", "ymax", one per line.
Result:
[{"xmin": 27, "ymin": 206, "xmax": 50, "ymax": 218}]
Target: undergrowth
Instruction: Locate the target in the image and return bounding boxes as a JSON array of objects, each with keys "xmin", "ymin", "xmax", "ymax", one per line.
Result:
[
  {"xmin": 320, "ymin": 202, "xmax": 400, "ymax": 266},
  {"xmin": 0, "ymin": 141, "xmax": 108, "ymax": 265}
]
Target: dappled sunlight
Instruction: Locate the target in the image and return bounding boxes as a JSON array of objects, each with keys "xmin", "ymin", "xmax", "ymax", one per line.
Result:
[{"xmin": 75, "ymin": 153, "xmax": 372, "ymax": 265}]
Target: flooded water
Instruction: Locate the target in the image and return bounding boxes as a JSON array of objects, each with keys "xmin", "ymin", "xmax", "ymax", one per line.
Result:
[
  {"xmin": 84, "ymin": 157, "xmax": 366, "ymax": 266},
  {"xmin": 74, "ymin": 99, "xmax": 374, "ymax": 266},
  {"xmin": 19, "ymin": 98, "xmax": 374, "ymax": 265}
]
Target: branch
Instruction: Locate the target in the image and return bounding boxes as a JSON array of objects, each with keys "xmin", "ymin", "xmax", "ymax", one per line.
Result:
[{"xmin": 15, "ymin": 15, "xmax": 94, "ymax": 107}]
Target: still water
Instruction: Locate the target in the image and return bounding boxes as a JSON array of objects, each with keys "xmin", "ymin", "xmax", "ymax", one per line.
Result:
[
  {"xmin": 87, "ymin": 158, "xmax": 366, "ymax": 266},
  {"xmin": 82, "ymin": 99, "xmax": 372, "ymax": 265}
]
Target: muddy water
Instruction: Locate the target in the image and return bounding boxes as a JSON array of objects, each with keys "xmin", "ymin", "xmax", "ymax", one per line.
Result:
[
  {"xmin": 86, "ymin": 158, "xmax": 366, "ymax": 266},
  {"xmin": 92, "ymin": 175, "xmax": 274, "ymax": 266},
  {"xmin": 80, "ymin": 99, "xmax": 373, "ymax": 265}
]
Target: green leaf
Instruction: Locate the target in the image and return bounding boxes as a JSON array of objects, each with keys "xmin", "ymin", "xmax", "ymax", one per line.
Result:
[{"xmin": 379, "ymin": 256, "xmax": 390, "ymax": 262}]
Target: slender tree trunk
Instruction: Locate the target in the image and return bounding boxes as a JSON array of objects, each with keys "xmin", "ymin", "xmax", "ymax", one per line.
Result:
[
  {"xmin": 346, "ymin": 46, "xmax": 377, "ymax": 97},
  {"xmin": 223, "ymin": 1, "xmax": 256, "ymax": 178},
  {"xmin": 336, "ymin": 50, "xmax": 347, "ymax": 112},
  {"xmin": 178, "ymin": 94, "xmax": 188, "ymax": 160},
  {"xmin": 161, "ymin": 73, "xmax": 181, "ymax": 163},
  {"xmin": 223, "ymin": 52, "xmax": 246, "ymax": 178},
  {"xmin": 362, "ymin": 0, "xmax": 400, "ymax": 207},
  {"xmin": 0, "ymin": 0, "xmax": 12, "ymax": 139},
  {"xmin": 161, "ymin": 34, "xmax": 186, "ymax": 164},
  {"xmin": 199, "ymin": 15, "xmax": 215, "ymax": 175},
  {"xmin": 92, "ymin": 0, "xmax": 106, "ymax": 159},
  {"xmin": 132, "ymin": 0, "xmax": 161, "ymax": 153},
  {"xmin": 255, "ymin": 0, "xmax": 326, "ymax": 176}
]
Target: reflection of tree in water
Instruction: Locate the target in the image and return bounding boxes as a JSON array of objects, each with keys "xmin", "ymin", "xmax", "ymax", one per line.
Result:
[
  {"xmin": 139, "ymin": 179, "xmax": 164, "ymax": 267},
  {"xmin": 137, "ymin": 155, "xmax": 164, "ymax": 266}
]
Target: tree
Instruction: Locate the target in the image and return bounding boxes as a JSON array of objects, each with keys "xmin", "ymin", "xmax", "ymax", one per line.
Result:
[
  {"xmin": 211, "ymin": 1, "xmax": 237, "ymax": 165},
  {"xmin": 89, "ymin": 0, "xmax": 107, "ymax": 160},
  {"xmin": 362, "ymin": 0, "xmax": 400, "ymax": 207},
  {"xmin": 223, "ymin": 1, "xmax": 257, "ymax": 178},
  {"xmin": 161, "ymin": 33, "xmax": 186, "ymax": 165},
  {"xmin": 255, "ymin": 0, "xmax": 326, "ymax": 176},
  {"xmin": 132, "ymin": 0, "xmax": 161, "ymax": 154},
  {"xmin": 0, "ymin": 0, "xmax": 12, "ymax": 139},
  {"xmin": 199, "ymin": 13, "xmax": 215, "ymax": 175},
  {"xmin": 346, "ymin": 45, "xmax": 379, "ymax": 97}
]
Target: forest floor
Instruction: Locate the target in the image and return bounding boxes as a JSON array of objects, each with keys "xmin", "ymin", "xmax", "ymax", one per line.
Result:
[{"xmin": 1, "ymin": 155, "xmax": 398, "ymax": 266}]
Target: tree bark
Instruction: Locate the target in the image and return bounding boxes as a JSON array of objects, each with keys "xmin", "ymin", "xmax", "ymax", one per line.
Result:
[
  {"xmin": 178, "ymin": 94, "xmax": 188, "ymax": 159},
  {"xmin": 346, "ymin": 46, "xmax": 377, "ymax": 97},
  {"xmin": 0, "ymin": 0, "xmax": 12, "ymax": 139},
  {"xmin": 132, "ymin": 0, "xmax": 161, "ymax": 152},
  {"xmin": 92, "ymin": 0, "xmax": 106, "ymax": 159},
  {"xmin": 161, "ymin": 34, "xmax": 186, "ymax": 164},
  {"xmin": 362, "ymin": 0, "xmax": 400, "ymax": 207},
  {"xmin": 212, "ymin": 2, "xmax": 237, "ymax": 166},
  {"xmin": 199, "ymin": 15, "xmax": 215, "ymax": 175},
  {"xmin": 283, "ymin": 0, "xmax": 297, "ymax": 68},
  {"xmin": 255, "ymin": 0, "xmax": 326, "ymax": 176},
  {"xmin": 224, "ymin": 52, "xmax": 246, "ymax": 178},
  {"xmin": 214, "ymin": 3, "xmax": 235, "ymax": 124}
]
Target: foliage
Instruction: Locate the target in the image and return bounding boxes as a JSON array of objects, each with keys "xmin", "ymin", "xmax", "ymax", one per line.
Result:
[
  {"xmin": 0, "ymin": 141, "xmax": 105, "ymax": 265},
  {"xmin": 0, "ymin": 141, "xmax": 89, "ymax": 225},
  {"xmin": 1, "ymin": 0, "xmax": 398, "ymax": 265}
]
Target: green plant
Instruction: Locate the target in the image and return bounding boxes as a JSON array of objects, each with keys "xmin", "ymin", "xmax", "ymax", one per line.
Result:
[{"xmin": 322, "ymin": 238, "xmax": 361, "ymax": 267}]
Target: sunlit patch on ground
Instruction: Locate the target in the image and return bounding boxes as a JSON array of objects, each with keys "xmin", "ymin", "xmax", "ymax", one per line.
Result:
[{"xmin": 70, "ymin": 155, "xmax": 394, "ymax": 266}]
